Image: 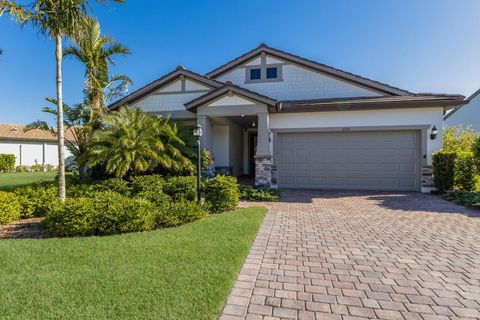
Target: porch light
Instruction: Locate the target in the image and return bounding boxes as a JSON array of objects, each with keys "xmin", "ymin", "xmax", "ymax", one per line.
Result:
[
  {"xmin": 252, "ymin": 120, "xmax": 256, "ymax": 127},
  {"xmin": 193, "ymin": 123, "xmax": 203, "ymax": 203},
  {"xmin": 193, "ymin": 123, "xmax": 203, "ymax": 137},
  {"xmin": 430, "ymin": 126, "xmax": 438, "ymax": 140}
]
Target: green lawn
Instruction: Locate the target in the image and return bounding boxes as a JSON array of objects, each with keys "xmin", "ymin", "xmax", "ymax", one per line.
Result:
[
  {"xmin": 0, "ymin": 172, "xmax": 57, "ymax": 191},
  {"xmin": 0, "ymin": 207, "xmax": 266, "ymax": 320}
]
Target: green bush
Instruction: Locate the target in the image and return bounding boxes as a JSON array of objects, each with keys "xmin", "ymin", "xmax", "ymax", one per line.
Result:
[
  {"xmin": 135, "ymin": 190, "xmax": 171, "ymax": 206},
  {"xmin": 15, "ymin": 165, "xmax": 29, "ymax": 172},
  {"xmin": 94, "ymin": 178, "xmax": 131, "ymax": 195},
  {"xmin": 15, "ymin": 184, "xmax": 58, "ymax": 218},
  {"xmin": 67, "ymin": 183, "xmax": 97, "ymax": 197},
  {"xmin": 0, "ymin": 154, "xmax": 16, "ymax": 173},
  {"xmin": 444, "ymin": 190, "xmax": 480, "ymax": 208},
  {"xmin": 433, "ymin": 152, "xmax": 456, "ymax": 193},
  {"xmin": 474, "ymin": 135, "xmax": 480, "ymax": 171},
  {"xmin": 153, "ymin": 201, "xmax": 208, "ymax": 228},
  {"xmin": 239, "ymin": 185, "xmax": 281, "ymax": 201},
  {"xmin": 0, "ymin": 191, "xmax": 21, "ymax": 224},
  {"xmin": 42, "ymin": 191, "xmax": 156, "ymax": 237},
  {"xmin": 30, "ymin": 164, "xmax": 45, "ymax": 172},
  {"xmin": 130, "ymin": 174, "xmax": 165, "ymax": 194},
  {"xmin": 204, "ymin": 176, "xmax": 239, "ymax": 213},
  {"xmin": 45, "ymin": 164, "xmax": 56, "ymax": 172},
  {"xmin": 454, "ymin": 152, "xmax": 477, "ymax": 191},
  {"xmin": 163, "ymin": 176, "xmax": 197, "ymax": 201}
]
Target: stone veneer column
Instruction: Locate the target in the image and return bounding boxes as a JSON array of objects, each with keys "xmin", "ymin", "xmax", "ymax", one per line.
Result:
[
  {"xmin": 255, "ymin": 113, "xmax": 277, "ymax": 188},
  {"xmin": 421, "ymin": 165, "xmax": 434, "ymax": 193}
]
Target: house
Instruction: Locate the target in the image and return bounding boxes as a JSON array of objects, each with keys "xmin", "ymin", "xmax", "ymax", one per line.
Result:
[
  {"xmin": 0, "ymin": 124, "xmax": 74, "ymax": 167},
  {"xmin": 109, "ymin": 44, "xmax": 465, "ymax": 192},
  {"xmin": 444, "ymin": 89, "xmax": 480, "ymax": 130}
]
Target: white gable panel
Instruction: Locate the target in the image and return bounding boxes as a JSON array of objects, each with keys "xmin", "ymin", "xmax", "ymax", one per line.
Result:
[
  {"xmin": 157, "ymin": 79, "xmax": 182, "ymax": 93},
  {"xmin": 266, "ymin": 55, "xmax": 284, "ymax": 64},
  {"xmin": 209, "ymin": 94, "xmax": 256, "ymax": 107},
  {"xmin": 217, "ymin": 64, "xmax": 382, "ymax": 100},
  {"xmin": 445, "ymin": 94, "xmax": 480, "ymax": 131},
  {"xmin": 185, "ymin": 79, "xmax": 210, "ymax": 91},
  {"xmin": 244, "ymin": 57, "xmax": 262, "ymax": 66},
  {"xmin": 133, "ymin": 92, "xmax": 206, "ymax": 112}
]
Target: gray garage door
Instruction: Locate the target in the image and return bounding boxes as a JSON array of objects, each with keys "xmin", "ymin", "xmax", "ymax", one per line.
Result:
[{"xmin": 276, "ymin": 131, "xmax": 420, "ymax": 191}]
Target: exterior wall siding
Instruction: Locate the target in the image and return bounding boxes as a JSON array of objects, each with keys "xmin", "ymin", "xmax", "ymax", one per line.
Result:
[
  {"xmin": 0, "ymin": 140, "xmax": 73, "ymax": 166},
  {"xmin": 132, "ymin": 92, "xmax": 205, "ymax": 113},
  {"xmin": 445, "ymin": 94, "xmax": 480, "ymax": 130},
  {"xmin": 216, "ymin": 63, "xmax": 382, "ymax": 100}
]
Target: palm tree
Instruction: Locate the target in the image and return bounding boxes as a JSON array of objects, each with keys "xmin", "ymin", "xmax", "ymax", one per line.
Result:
[
  {"xmin": 0, "ymin": 0, "xmax": 124, "ymax": 202},
  {"xmin": 64, "ymin": 17, "xmax": 131, "ymax": 116},
  {"xmin": 86, "ymin": 107, "xmax": 193, "ymax": 178}
]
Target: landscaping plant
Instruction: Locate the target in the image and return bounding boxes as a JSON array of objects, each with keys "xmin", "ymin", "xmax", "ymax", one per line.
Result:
[
  {"xmin": 0, "ymin": 154, "xmax": 16, "ymax": 172},
  {"xmin": 238, "ymin": 185, "xmax": 281, "ymax": 201},
  {"xmin": 0, "ymin": 191, "xmax": 21, "ymax": 224},
  {"xmin": 163, "ymin": 176, "xmax": 197, "ymax": 201},
  {"xmin": 204, "ymin": 176, "xmax": 240, "ymax": 213},
  {"xmin": 432, "ymin": 151, "xmax": 456, "ymax": 194},
  {"xmin": 454, "ymin": 152, "xmax": 477, "ymax": 191}
]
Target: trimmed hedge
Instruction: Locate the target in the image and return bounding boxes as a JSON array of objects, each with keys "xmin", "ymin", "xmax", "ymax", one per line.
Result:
[
  {"xmin": 0, "ymin": 191, "xmax": 21, "ymax": 224},
  {"xmin": 454, "ymin": 152, "xmax": 477, "ymax": 191},
  {"xmin": 0, "ymin": 154, "xmax": 16, "ymax": 173},
  {"xmin": 130, "ymin": 174, "xmax": 165, "ymax": 194},
  {"xmin": 433, "ymin": 152, "xmax": 456, "ymax": 193},
  {"xmin": 42, "ymin": 191, "xmax": 156, "ymax": 237},
  {"xmin": 154, "ymin": 201, "xmax": 208, "ymax": 228},
  {"xmin": 94, "ymin": 178, "xmax": 131, "ymax": 195},
  {"xmin": 15, "ymin": 184, "xmax": 58, "ymax": 218},
  {"xmin": 444, "ymin": 190, "xmax": 480, "ymax": 209},
  {"xmin": 239, "ymin": 185, "xmax": 281, "ymax": 201},
  {"xmin": 204, "ymin": 176, "xmax": 239, "ymax": 213},
  {"xmin": 163, "ymin": 176, "xmax": 196, "ymax": 201}
]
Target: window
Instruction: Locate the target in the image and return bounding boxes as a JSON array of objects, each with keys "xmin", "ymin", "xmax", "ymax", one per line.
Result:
[
  {"xmin": 266, "ymin": 67, "xmax": 278, "ymax": 79},
  {"xmin": 249, "ymin": 68, "xmax": 261, "ymax": 80}
]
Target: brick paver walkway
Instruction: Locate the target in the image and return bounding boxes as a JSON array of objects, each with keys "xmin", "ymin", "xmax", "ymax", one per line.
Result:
[{"xmin": 221, "ymin": 190, "xmax": 480, "ymax": 320}]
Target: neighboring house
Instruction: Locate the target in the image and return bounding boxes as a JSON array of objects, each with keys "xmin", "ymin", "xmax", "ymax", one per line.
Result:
[
  {"xmin": 0, "ymin": 124, "xmax": 74, "ymax": 167},
  {"xmin": 444, "ymin": 88, "xmax": 480, "ymax": 130},
  {"xmin": 110, "ymin": 44, "xmax": 465, "ymax": 192}
]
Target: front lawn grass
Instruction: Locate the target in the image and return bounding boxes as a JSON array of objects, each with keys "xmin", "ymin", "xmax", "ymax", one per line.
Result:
[
  {"xmin": 0, "ymin": 207, "xmax": 266, "ymax": 320},
  {"xmin": 0, "ymin": 171, "xmax": 56, "ymax": 191}
]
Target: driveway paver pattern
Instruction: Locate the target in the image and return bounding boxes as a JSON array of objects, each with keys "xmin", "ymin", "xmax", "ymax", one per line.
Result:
[{"xmin": 221, "ymin": 190, "xmax": 480, "ymax": 320}]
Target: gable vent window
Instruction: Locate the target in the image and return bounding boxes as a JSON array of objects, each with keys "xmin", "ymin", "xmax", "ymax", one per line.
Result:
[
  {"xmin": 249, "ymin": 68, "xmax": 261, "ymax": 80},
  {"xmin": 266, "ymin": 67, "xmax": 278, "ymax": 79}
]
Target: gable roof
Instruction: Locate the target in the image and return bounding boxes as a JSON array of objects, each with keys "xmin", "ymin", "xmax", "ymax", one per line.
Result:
[
  {"xmin": 206, "ymin": 43, "xmax": 413, "ymax": 96},
  {"xmin": 444, "ymin": 88, "xmax": 479, "ymax": 120},
  {"xmin": 0, "ymin": 124, "xmax": 76, "ymax": 142},
  {"xmin": 108, "ymin": 67, "xmax": 223, "ymax": 110},
  {"xmin": 185, "ymin": 81, "xmax": 277, "ymax": 111}
]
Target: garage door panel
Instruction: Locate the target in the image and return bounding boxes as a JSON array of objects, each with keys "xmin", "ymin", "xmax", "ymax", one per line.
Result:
[{"xmin": 277, "ymin": 131, "xmax": 420, "ymax": 191}]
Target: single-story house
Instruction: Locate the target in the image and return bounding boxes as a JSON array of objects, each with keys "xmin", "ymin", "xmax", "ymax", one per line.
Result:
[
  {"xmin": 109, "ymin": 44, "xmax": 466, "ymax": 192},
  {"xmin": 444, "ymin": 88, "xmax": 480, "ymax": 130},
  {"xmin": 0, "ymin": 124, "xmax": 74, "ymax": 167}
]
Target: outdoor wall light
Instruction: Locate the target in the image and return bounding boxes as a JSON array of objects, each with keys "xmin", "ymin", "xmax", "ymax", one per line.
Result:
[
  {"xmin": 193, "ymin": 123, "xmax": 203, "ymax": 137},
  {"xmin": 430, "ymin": 126, "xmax": 438, "ymax": 140},
  {"xmin": 252, "ymin": 120, "xmax": 256, "ymax": 127}
]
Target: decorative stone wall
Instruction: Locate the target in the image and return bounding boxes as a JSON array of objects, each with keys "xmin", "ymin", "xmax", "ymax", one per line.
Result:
[
  {"xmin": 421, "ymin": 165, "xmax": 435, "ymax": 192},
  {"xmin": 255, "ymin": 156, "xmax": 277, "ymax": 189}
]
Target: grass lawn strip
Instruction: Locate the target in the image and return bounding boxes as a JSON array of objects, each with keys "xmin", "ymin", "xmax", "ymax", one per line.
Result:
[
  {"xmin": 0, "ymin": 207, "xmax": 266, "ymax": 320},
  {"xmin": 0, "ymin": 172, "xmax": 56, "ymax": 191}
]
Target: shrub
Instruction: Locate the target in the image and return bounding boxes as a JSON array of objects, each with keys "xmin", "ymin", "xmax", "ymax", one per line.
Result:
[
  {"xmin": 94, "ymin": 178, "xmax": 131, "ymax": 195},
  {"xmin": 204, "ymin": 176, "xmax": 239, "ymax": 213},
  {"xmin": 163, "ymin": 176, "xmax": 197, "ymax": 201},
  {"xmin": 0, "ymin": 154, "xmax": 16, "ymax": 173},
  {"xmin": 30, "ymin": 164, "xmax": 45, "ymax": 172},
  {"xmin": 15, "ymin": 165, "xmax": 29, "ymax": 172},
  {"xmin": 0, "ymin": 192, "xmax": 21, "ymax": 224},
  {"xmin": 42, "ymin": 191, "xmax": 156, "ymax": 237},
  {"xmin": 474, "ymin": 135, "xmax": 480, "ymax": 171},
  {"xmin": 443, "ymin": 126, "xmax": 479, "ymax": 154},
  {"xmin": 15, "ymin": 184, "xmax": 58, "ymax": 218},
  {"xmin": 153, "ymin": 201, "xmax": 208, "ymax": 228},
  {"xmin": 444, "ymin": 190, "xmax": 480, "ymax": 208},
  {"xmin": 135, "ymin": 190, "xmax": 171, "ymax": 206},
  {"xmin": 67, "ymin": 183, "xmax": 97, "ymax": 197},
  {"xmin": 454, "ymin": 152, "xmax": 477, "ymax": 191},
  {"xmin": 433, "ymin": 152, "xmax": 456, "ymax": 193},
  {"xmin": 45, "ymin": 164, "xmax": 56, "ymax": 172},
  {"xmin": 239, "ymin": 185, "xmax": 281, "ymax": 201},
  {"xmin": 130, "ymin": 174, "xmax": 165, "ymax": 194}
]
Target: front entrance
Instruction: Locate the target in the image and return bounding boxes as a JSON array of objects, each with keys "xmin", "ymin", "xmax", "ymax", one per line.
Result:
[{"xmin": 248, "ymin": 133, "xmax": 257, "ymax": 175}]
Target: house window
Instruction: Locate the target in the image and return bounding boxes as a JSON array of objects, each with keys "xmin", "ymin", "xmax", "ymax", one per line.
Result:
[
  {"xmin": 249, "ymin": 68, "xmax": 261, "ymax": 80},
  {"xmin": 266, "ymin": 67, "xmax": 278, "ymax": 79}
]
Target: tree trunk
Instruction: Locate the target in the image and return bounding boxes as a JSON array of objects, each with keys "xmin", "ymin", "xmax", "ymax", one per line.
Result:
[{"xmin": 56, "ymin": 34, "xmax": 66, "ymax": 202}]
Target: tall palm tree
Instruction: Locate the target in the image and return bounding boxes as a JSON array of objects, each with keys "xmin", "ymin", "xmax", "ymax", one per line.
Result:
[
  {"xmin": 64, "ymin": 17, "xmax": 131, "ymax": 116},
  {"xmin": 86, "ymin": 107, "xmax": 193, "ymax": 178},
  {"xmin": 0, "ymin": 0, "xmax": 124, "ymax": 201}
]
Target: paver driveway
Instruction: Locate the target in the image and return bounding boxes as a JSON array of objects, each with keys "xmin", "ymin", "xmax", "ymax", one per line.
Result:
[{"xmin": 221, "ymin": 190, "xmax": 480, "ymax": 320}]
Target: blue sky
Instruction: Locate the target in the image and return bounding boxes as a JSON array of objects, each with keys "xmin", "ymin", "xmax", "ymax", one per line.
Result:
[{"xmin": 1, "ymin": 0, "xmax": 479, "ymax": 124}]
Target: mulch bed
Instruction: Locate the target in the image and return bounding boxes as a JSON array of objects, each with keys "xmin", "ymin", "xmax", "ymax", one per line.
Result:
[{"xmin": 0, "ymin": 217, "xmax": 45, "ymax": 239}]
